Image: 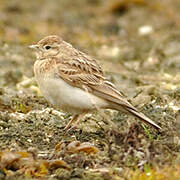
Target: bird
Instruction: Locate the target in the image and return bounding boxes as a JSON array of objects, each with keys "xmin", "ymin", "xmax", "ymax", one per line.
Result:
[{"xmin": 29, "ymin": 35, "xmax": 161, "ymax": 131}]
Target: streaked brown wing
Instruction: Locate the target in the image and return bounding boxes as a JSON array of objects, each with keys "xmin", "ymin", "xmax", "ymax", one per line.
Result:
[
  {"xmin": 89, "ymin": 82, "xmax": 136, "ymax": 110},
  {"xmin": 53, "ymin": 53, "xmax": 104, "ymax": 86},
  {"xmin": 53, "ymin": 54, "xmax": 133, "ymax": 110}
]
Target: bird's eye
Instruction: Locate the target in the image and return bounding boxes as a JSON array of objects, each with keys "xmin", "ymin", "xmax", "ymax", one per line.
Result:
[{"xmin": 44, "ymin": 45, "xmax": 51, "ymax": 50}]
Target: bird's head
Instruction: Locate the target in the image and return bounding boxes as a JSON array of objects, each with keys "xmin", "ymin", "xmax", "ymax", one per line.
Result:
[{"xmin": 29, "ymin": 35, "xmax": 63, "ymax": 59}]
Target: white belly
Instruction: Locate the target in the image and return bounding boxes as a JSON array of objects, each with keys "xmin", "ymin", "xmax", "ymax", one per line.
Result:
[{"xmin": 36, "ymin": 76, "xmax": 108, "ymax": 113}]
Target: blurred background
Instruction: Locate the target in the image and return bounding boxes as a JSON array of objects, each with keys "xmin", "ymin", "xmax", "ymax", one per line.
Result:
[
  {"xmin": 0, "ymin": 0, "xmax": 179, "ymax": 179},
  {"xmin": 0, "ymin": 0, "xmax": 179, "ymax": 89}
]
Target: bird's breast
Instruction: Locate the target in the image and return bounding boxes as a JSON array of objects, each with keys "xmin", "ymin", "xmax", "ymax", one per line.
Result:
[{"xmin": 34, "ymin": 73, "xmax": 108, "ymax": 113}]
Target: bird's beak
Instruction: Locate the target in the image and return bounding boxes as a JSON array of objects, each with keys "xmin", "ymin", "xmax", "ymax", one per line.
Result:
[{"xmin": 29, "ymin": 44, "xmax": 39, "ymax": 50}]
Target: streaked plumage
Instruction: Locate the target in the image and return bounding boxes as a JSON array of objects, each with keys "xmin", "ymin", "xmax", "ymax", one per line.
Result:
[{"xmin": 30, "ymin": 35, "xmax": 161, "ymax": 130}]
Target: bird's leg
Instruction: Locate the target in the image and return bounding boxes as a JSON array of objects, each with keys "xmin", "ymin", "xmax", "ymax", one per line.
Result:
[
  {"xmin": 64, "ymin": 114, "xmax": 78, "ymax": 131},
  {"xmin": 71, "ymin": 111, "xmax": 87, "ymax": 128},
  {"xmin": 64, "ymin": 111, "xmax": 87, "ymax": 131}
]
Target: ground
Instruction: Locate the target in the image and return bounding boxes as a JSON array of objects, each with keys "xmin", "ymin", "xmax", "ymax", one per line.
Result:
[{"xmin": 0, "ymin": 0, "xmax": 179, "ymax": 179}]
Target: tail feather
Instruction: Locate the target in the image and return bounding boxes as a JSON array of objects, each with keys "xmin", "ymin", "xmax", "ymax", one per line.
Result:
[
  {"xmin": 109, "ymin": 102, "xmax": 161, "ymax": 130},
  {"xmin": 126, "ymin": 108, "xmax": 161, "ymax": 130},
  {"xmin": 91, "ymin": 86, "xmax": 161, "ymax": 130}
]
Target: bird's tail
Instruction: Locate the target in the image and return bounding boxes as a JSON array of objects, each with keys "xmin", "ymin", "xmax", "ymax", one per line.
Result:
[
  {"xmin": 110, "ymin": 102, "xmax": 161, "ymax": 130},
  {"xmin": 91, "ymin": 85, "xmax": 161, "ymax": 130},
  {"xmin": 126, "ymin": 107, "xmax": 161, "ymax": 130}
]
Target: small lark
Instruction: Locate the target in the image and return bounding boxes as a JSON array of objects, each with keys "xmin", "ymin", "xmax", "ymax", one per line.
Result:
[{"xmin": 29, "ymin": 35, "xmax": 161, "ymax": 130}]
